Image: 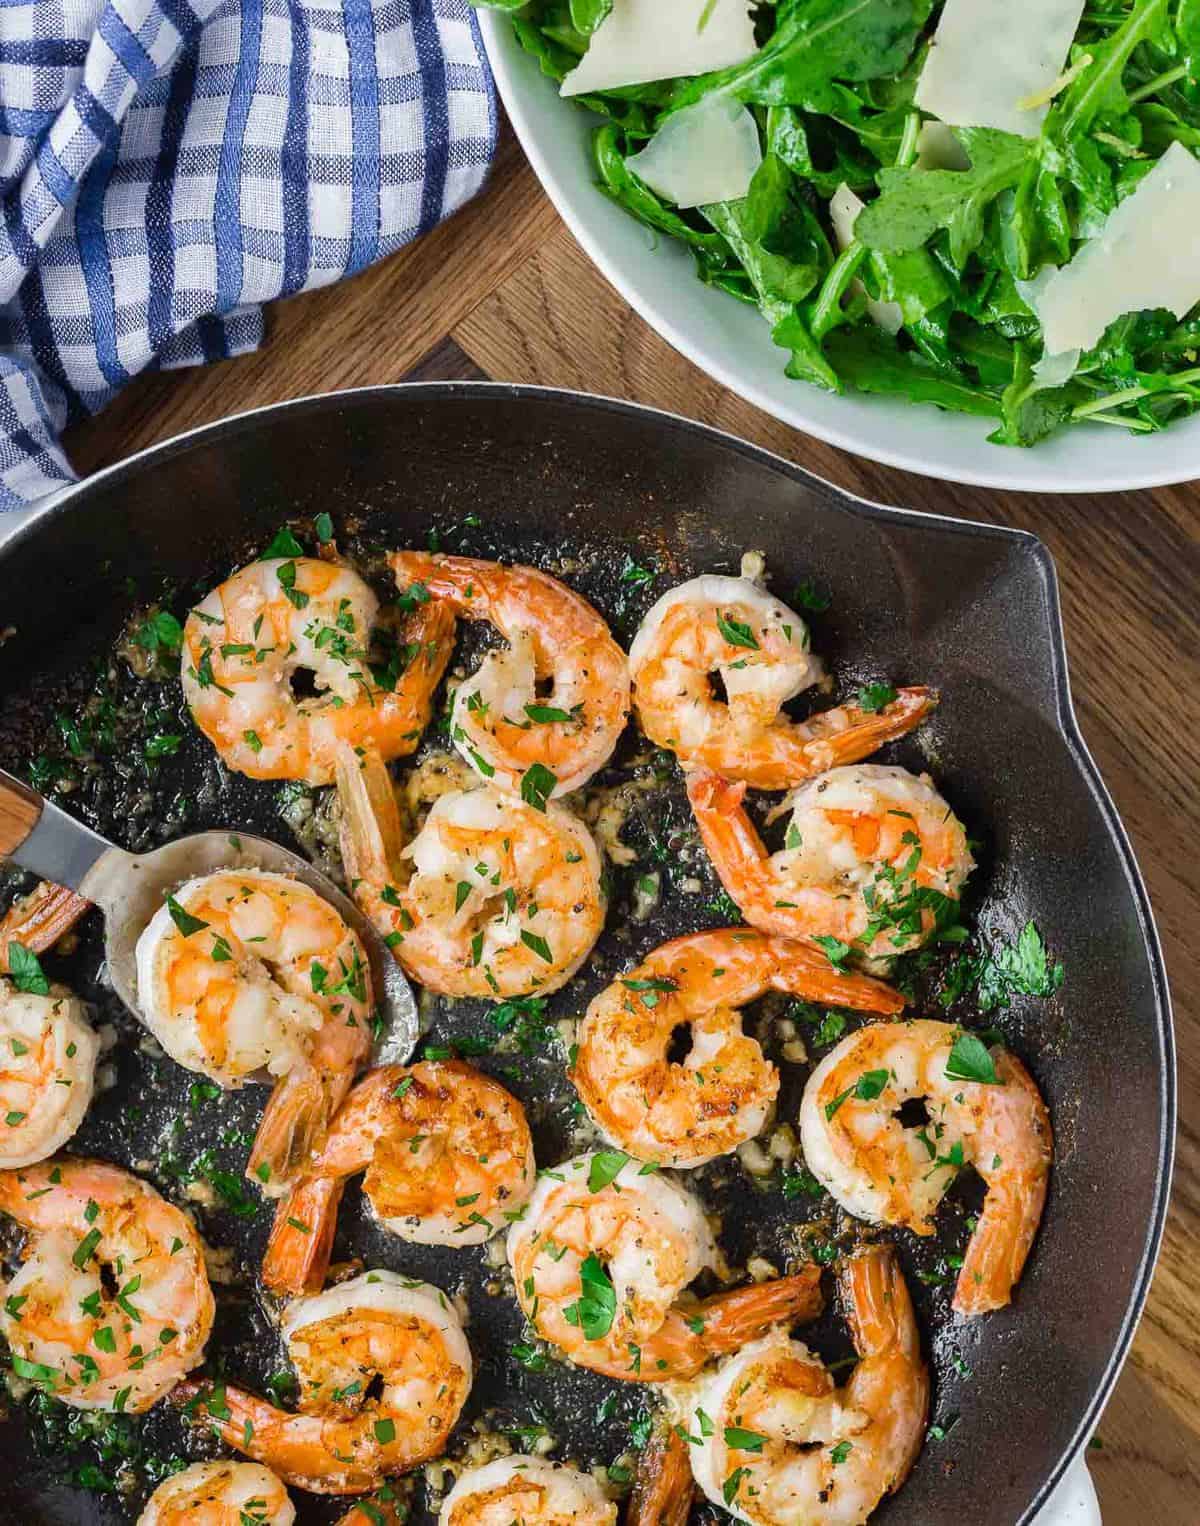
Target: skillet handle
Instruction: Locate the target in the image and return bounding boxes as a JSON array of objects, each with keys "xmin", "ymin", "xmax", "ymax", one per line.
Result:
[
  {"xmin": 0, "ymin": 769, "xmax": 42, "ymax": 860},
  {"xmin": 0, "ymin": 767, "xmax": 112, "ymax": 891}
]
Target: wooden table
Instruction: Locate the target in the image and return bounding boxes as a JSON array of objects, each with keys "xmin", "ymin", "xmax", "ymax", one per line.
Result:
[{"xmin": 65, "ymin": 130, "xmax": 1199, "ymax": 1522}]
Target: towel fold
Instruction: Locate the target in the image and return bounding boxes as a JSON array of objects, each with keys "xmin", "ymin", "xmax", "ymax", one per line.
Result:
[{"xmin": 0, "ymin": 0, "xmax": 497, "ymax": 507}]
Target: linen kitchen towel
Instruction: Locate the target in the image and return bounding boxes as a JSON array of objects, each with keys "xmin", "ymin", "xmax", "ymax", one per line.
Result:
[{"xmin": 0, "ymin": 0, "xmax": 497, "ymax": 507}]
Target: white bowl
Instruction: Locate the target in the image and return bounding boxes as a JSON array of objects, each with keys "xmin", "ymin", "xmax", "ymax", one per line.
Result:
[{"xmin": 478, "ymin": 11, "xmax": 1200, "ymax": 493}]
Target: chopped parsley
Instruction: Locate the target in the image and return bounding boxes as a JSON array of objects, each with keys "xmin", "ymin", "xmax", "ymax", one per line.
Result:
[
  {"xmin": 857, "ymin": 683, "xmax": 899, "ymax": 713},
  {"xmin": 520, "ymin": 762, "xmax": 558, "ymax": 812},
  {"xmin": 564, "ymin": 1253, "xmax": 616, "ymax": 1341},
  {"xmin": 716, "ymin": 611, "xmax": 759, "ymax": 650},
  {"xmin": 7, "ymin": 943, "xmax": 49, "ymax": 996}
]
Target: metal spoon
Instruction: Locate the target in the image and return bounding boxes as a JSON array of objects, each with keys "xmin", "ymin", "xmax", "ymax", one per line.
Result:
[{"xmin": 0, "ymin": 768, "xmax": 419, "ymax": 1063}]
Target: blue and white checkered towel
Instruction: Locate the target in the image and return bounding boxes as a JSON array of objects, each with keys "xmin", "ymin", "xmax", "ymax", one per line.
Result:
[{"xmin": 0, "ymin": 0, "xmax": 496, "ymax": 507}]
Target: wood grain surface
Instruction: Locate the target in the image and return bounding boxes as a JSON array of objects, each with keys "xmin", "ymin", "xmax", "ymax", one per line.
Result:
[{"xmin": 62, "ymin": 128, "xmax": 1199, "ymax": 1521}]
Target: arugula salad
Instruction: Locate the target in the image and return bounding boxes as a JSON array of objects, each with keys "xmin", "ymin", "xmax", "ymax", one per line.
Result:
[{"xmin": 476, "ymin": 0, "xmax": 1200, "ymax": 446}]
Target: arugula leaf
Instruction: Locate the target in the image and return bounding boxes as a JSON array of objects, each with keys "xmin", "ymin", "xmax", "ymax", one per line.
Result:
[
  {"xmin": 856, "ymin": 129, "xmax": 1035, "ymax": 266},
  {"xmin": 594, "ymin": 125, "xmax": 729, "ymax": 254},
  {"xmin": 990, "ymin": 341, "xmax": 1076, "ymax": 448},
  {"xmin": 703, "ymin": 154, "xmax": 833, "ymax": 310},
  {"xmin": 569, "ymin": 0, "xmax": 611, "ymax": 34},
  {"xmin": 671, "ymin": 0, "xmax": 935, "ymax": 116},
  {"xmin": 823, "ymin": 329, "xmax": 1004, "ymax": 418},
  {"xmin": 1048, "ymin": 0, "xmax": 1171, "ymax": 143}
]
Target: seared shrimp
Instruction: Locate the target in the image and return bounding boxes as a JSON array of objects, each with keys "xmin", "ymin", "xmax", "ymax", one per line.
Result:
[
  {"xmin": 135, "ymin": 869, "xmax": 372, "ymax": 1193},
  {"xmin": 681, "ymin": 1244, "xmax": 928, "ymax": 1525},
  {"xmin": 572, "ymin": 931, "xmax": 904, "ymax": 1169},
  {"xmin": 0, "ymin": 979, "xmax": 98, "ymax": 1167},
  {"xmin": 392, "ymin": 552, "xmax": 630, "ymax": 797},
  {"xmin": 263, "ymin": 1061, "xmax": 535, "ymax": 1294},
  {"xmin": 441, "ymin": 1457, "xmax": 617, "ymax": 1526},
  {"xmin": 629, "ymin": 575, "xmax": 935, "ymax": 790},
  {"xmin": 508, "ymin": 1153, "xmax": 822, "ymax": 1382},
  {"xmin": 182, "ymin": 557, "xmax": 453, "ymax": 784},
  {"xmin": 337, "ymin": 741, "xmax": 605, "ymax": 998},
  {"xmin": 138, "ymin": 1461, "xmax": 294, "ymax": 1525},
  {"xmin": 179, "ymin": 1270, "xmax": 472, "ymax": 1494},
  {"xmin": 688, "ymin": 766, "xmax": 974, "ymax": 959},
  {"xmin": 0, "ymin": 1158, "xmax": 213, "ymax": 1411},
  {"xmin": 800, "ymin": 1020, "xmax": 1052, "ymax": 1315}
]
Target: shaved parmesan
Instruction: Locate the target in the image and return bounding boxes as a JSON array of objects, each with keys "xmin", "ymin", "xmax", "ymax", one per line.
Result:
[
  {"xmin": 1024, "ymin": 143, "xmax": 1200, "ymax": 356},
  {"xmin": 915, "ymin": 0, "xmax": 1086, "ymax": 137},
  {"xmin": 915, "ymin": 121, "xmax": 970, "ymax": 172},
  {"xmin": 829, "ymin": 184, "xmax": 904, "ymax": 336},
  {"xmin": 560, "ymin": 0, "xmax": 757, "ymax": 98},
  {"xmin": 626, "ymin": 96, "xmax": 762, "ymax": 208}
]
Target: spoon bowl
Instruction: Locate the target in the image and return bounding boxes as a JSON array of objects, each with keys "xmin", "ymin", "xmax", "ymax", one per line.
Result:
[{"xmin": 0, "ymin": 770, "xmax": 419, "ymax": 1064}]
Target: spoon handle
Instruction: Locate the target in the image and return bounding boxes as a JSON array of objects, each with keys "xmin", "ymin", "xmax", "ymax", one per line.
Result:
[
  {"xmin": 0, "ymin": 770, "xmax": 41, "ymax": 860},
  {"xmin": 0, "ymin": 768, "xmax": 113, "ymax": 891}
]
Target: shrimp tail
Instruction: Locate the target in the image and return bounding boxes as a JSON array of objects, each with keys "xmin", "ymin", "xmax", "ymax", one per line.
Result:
[
  {"xmin": 0, "ymin": 881, "xmax": 93, "ymax": 966},
  {"xmin": 697, "ymin": 1268, "xmax": 824, "ymax": 1357},
  {"xmin": 628, "ymin": 1419, "xmax": 694, "ymax": 1526},
  {"xmin": 176, "ymin": 1379, "xmax": 367, "ymax": 1494},
  {"xmin": 686, "ymin": 770, "xmax": 776, "ymax": 890},
  {"xmin": 391, "ymin": 550, "xmax": 474, "ymax": 610},
  {"xmin": 841, "ymin": 1244, "xmax": 919, "ymax": 1364},
  {"xmin": 771, "ymin": 939, "xmax": 906, "ymax": 1016},
  {"xmin": 953, "ymin": 1049, "xmax": 1052, "ymax": 1317},
  {"xmin": 262, "ymin": 1175, "xmax": 345, "ymax": 1295},
  {"xmin": 803, "ymin": 686, "xmax": 939, "ymax": 772},
  {"xmin": 335, "ymin": 739, "xmax": 407, "ymax": 893},
  {"xmin": 841, "ymin": 1243, "xmax": 929, "ymax": 1490},
  {"xmin": 247, "ymin": 1060, "xmax": 352, "ymax": 1193}
]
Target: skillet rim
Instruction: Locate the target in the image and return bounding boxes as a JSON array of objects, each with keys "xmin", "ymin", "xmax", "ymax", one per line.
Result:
[{"xmin": 0, "ymin": 380, "xmax": 1176, "ymax": 1524}]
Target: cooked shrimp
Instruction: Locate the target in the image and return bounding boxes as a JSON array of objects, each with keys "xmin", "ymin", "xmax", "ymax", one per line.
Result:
[
  {"xmin": 508, "ymin": 1153, "xmax": 823, "ymax": 1382},
  {"xmin": 137, "ymin": 1461, "xmax": 295, "ymax": 1525},
  {"xmin": 178, "ymin": 1270, "xmax": 472, "ymax": 1494},
  {"xmin": 391, "ymin": 552, "xmax": 630, "ymax": 796},
  {"xmin": 681, "ymin": 1244, "xmax": 928, "ymax": 1525},
  {"xmin": 0, "ymin": 979, "xmax": 98, "ymax": 1167},
  {"xmin": 337, "ymin": 740, "xmax": 605, "ymax": 999},
  {"xmin": 263, "ymin": 1061, "xmax": 536, "ymax": 1295},
  {"xmin": 182, "ymin": 557, "xmax": 453, "ymax": 784},
  {"xmin": 800, "ymin": 1019, "xmax": 1052, "ymax": 1315},
  {"xmin": 629, "ymin": 575, "xmax": 935, "ymax": 790},
  {"xmin": 440, "ymin": 1457, "xmax": 618, "ymax": 1526},
  {"xmin": 688, "ymin": 766, "xmax": 974, "ymax": 958},
  {"xmin": 135, "ymin": 869, "xmax": 371, "ymax": 1193},
  {"xmin": 572, "ymin": 931, "xmax": 904, "ymax": 1168},
  {"xmin": 0, "ymin": 1158, "xmax": 213, "ymax": 1411}
]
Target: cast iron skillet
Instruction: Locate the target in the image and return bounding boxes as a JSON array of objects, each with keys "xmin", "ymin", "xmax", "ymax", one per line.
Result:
[{"xmin": 0, "ymin": 386, "xmax": 1174, "ymax": 1525}]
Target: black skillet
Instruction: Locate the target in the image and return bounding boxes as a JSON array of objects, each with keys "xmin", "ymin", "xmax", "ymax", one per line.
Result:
[{"xmin": 0, "ymin": 385, "xmax": 1174, "ymax": 1525}]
